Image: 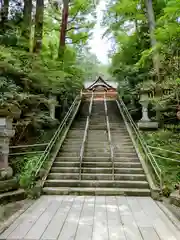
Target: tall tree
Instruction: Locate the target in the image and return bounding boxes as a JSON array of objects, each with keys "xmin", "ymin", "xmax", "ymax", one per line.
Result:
[
  {"xmin": 0, "ymin": 0, "xmax": 9, "ymax": 33},
  {"xmin": 145, "ymin": 0, "xmax": 160, "ymax": 81},
  {"xmin": 22, "ymin": 0, "xmax": 32, "ymax": 50},
  {"xmin": 58, "ymin": 0, "xmax": 69, "ymax": 59},
  {"xmin": 33, "ymin": 0, "xmax": 44, "ymax": 53}
]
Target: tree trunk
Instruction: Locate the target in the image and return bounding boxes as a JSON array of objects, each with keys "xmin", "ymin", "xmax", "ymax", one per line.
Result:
[
  {"xmin": 33, "ymin": 0, "xmax": 44, "ymax": 53},
  {"xmin": 22, "ymin": 0, "xmax": 32, "ymax": 50},
  {"xmin": 145, "ymin": 0, "xmax": 160, "ymax": 81},
  {"xmin": 58, "ymin": 0, "xmax": 69, "ymax": 59},
  {"xmin": 0, "ymin": 0, "xmax": 9, "ymax": 33}
]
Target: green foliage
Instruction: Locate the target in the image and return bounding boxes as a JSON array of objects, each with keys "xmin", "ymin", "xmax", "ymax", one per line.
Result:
[
  {"xmin": 0, "ymin": 0, "xmax": 102, "ymax": 190},
  {"xmin": 19, "ymin": 154, "xmax": 40, "ymax": 189},
  {"xmin": 143, "ymin": 130, "xmax": 180, "ymax": 194},
  {"xmin": 105, "ymin": 0, "xmax": 180, "ymax": 121}
]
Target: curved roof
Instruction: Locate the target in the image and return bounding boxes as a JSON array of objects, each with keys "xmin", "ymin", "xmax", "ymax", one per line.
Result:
[{"xmin": 84, "ymin": 76, "xmax": 118, "ymax": 90}]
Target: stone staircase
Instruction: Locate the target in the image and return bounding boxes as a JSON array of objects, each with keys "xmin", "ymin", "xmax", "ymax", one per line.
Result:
[
  {"xmin": 43, "ymin": 99, "xmax": 150, "ymax": 196},
  {"xmin": 43, "ymin": 101, "xmax": 89, "ymax": 188},
  {"xmin": 107, "ymin": 100, "xmax": 150, "ymax": 194}
]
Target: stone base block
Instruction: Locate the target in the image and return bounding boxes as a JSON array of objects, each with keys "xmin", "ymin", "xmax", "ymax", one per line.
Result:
[
  {"xmin": 0, "ymin": 177, "xmax": 19, "ymax": 193},
  {"xmin": 170, "ymin": 190, "xmax": 180, "ymax": 208},
  {"xmin": 137, "ymin": 121, "xmax": 159, "ymax": 130},
  {"xmin": 0, "ymin": 167, "xmax": 13, "ymax": 180}
]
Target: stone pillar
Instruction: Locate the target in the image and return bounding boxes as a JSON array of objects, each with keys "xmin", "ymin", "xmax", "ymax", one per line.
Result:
[
  {"xmin": 137, "ymin": 89, "xmax": 158, "ymax": 130},
  {"xmin": 0, "ymin": 117, "xmax": 15, "ymax": 179},
  {"xmin": 140, "ymin": 99, "xmax": 150, "ymax": 122},
  {"xmin": 49, "ymin": 94, "xmax": 57, "ymax": 119}
]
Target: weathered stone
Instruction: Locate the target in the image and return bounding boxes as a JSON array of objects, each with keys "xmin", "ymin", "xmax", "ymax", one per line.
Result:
[
  {"xmin": 0, "ymin": 167, "xmax": 13, "ymax": 180},
  {"xmin": 137, "ymin": 121, "xmax": 159, "ymax": 130},
  {"xmin": 0, "ymin": 117, "xmax": 15, "ymax": 177},
  {"xmin": 0, "ymin": 177, "xmax": 19, "ymax": 193},
  {"xmin": 170, "ymin": 190, "xmax": 180, "ymax": 207},
  {"xmin": 137, "ymin": 89, "xmax": 159, "ymax": 130},
  {"xmin": 49, "ymin": 94, "xmax": 57, "ymax": 119},
  {"xmin": 0, "ymin": 189, "xmax": 25, "ymax": 205},
  {"xmin": 43, "ymin": 100, "xmax": 150, "ymax": 196}
]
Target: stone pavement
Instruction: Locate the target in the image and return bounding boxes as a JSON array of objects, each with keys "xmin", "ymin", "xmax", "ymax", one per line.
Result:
[{"xmin": 0, "ymin": 196, "xmax": 180, "ymax": 240}]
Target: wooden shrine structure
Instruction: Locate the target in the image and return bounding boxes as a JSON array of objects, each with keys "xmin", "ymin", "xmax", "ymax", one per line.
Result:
[{"xmin": 82, "ymin": 76, "xmax": 118, "ymax": 100}]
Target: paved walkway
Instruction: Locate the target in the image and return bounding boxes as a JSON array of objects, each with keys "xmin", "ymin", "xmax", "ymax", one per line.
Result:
[{"xmin": 0, "ymin": 196, "xmax": 179, "ymax": 240}]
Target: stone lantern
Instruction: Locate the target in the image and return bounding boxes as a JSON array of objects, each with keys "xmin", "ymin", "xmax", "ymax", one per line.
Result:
[
  {"xmin": 0, "ymin": 105, "xmax": 21, "ymax": 179},
  {"xmin": 49, "ymin": 93, "xmax": 58, "ymax": 119},
  {"xmin": 137, "ymin": 88, "xmax": 158, "ymax": 130}
]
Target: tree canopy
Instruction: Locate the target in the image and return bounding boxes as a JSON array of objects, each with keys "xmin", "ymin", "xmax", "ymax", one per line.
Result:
[
  {"xmin": 103, "ymin": 0, "xmax": 180, "ymax": 123},
  {"xmin": 0, "ymin": 0, "xmax": 105, "ymax": 143}
]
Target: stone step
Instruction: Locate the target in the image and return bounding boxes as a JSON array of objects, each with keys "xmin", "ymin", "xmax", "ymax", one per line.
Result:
[
  {"xmin": 87, "ymin": 136, "xmax": 108, "ymax": 140},
  {"xmin": 114, "ymin": 168, "xmax": 144, "ymax": 174},
  {"xmin": 114, "ymin": 153, "xmax": 137, "ymax": 157},
  {"xmin": 61, "ymin": 152, "xmax": 109, "ymax": 157},
  {"xmin": 83, "ymin": 157, "xmax": 111, "ymax": 162},
  {"xmin": 82, "ymin": 167, "xmax": 111, "ymax": 174},
  {"xmin": 53, "ymin": 161, "xmax": 113, "ymax": 168},
  {"xmin": 113, "ymin": 150, "xmax": 136, "ymax": 154},
  {"xmin": 66, "ymin": 134, "xmax": 85, "ymax": 137},
  {"xmin": 86, "ymin": 142, "xmax": 134, "ymax": 147},
  {"xmin": 53, "ymin": 161, "xmax": 79, "ymax": 167},
  {"xmin": 112, "ymin": 136, "xmax": 131, "ymax": 140},
  {"xmin": 44, "ymin": 180, "xmax": 149, "ymax": 189},
  {"xmin": 87, "ymin": 136, "xmax": 130, "ymax": 141},
  {"xmin": 71, "ymin": 126, "xmax": 86, "ymax": 129},
  {"xmin": 59, "ymin": 152, "xmax": 110, "ymax": 157},
  {"xmin": 84, "ymin": 149, "xmax": 110, "ymax": 154},
  {"xmin": 60, "ymin": 148, "xmax": 81, "ymax": 152},
  {"xmin": 68, "ymin": 129, "xmax": 85, "ymax": 133},
  {"xmin": 58, "ymin": 152, "xmax": 138, "ymax": 158},
  {"xmin": 65, "ymin": 136, "xmax": 84, "ymax": 139},
  {"xmin": 89, "ymin": 125, "xmax": 107, "ymax": 131},
  {"xmin": 43, "ymin": 187, "xmax": 151, "ymax": 196},
  {"xmin": 64, "ymin": 140, "xmax": 83, "ymax": 144},
  {"xmin": 81, "ymin": 174, "xmax": 146, "ymax": 181},
  {"xmin": 0, "ymin": 189, "xmax": 25, "ymax": 204},
  {"xmin": 113, "ymin": 145, "xmax": 135, "ymax": 149},
  {"xmin": 62, "ymin": 147, "xmax": 115, "ymax": 152},
  {"xmin": 82, "ymin": 162, "xmax": 112, "ymax": 168},
  {"xmin": 48, "ymin": 173, "xmax": 79, "ymax": 180},
  {"xmin": 57, "ymin": 152, "xmax": 81, "ymax": 157},
  {"xmin": 83, "ymin": 157, "xmax": 139, "ymax": 162},
  {"xmin": 0, "ymin": 178, "xmax": 19, "ymax": 194},
  {"xmin": 55, "ymin": 156, "xmax": 139, "ymax": 163},
  {"xmin": 47, "ymin": 173, "xmax": 146, "ymax": 181},
  {"xmin": 51, "ymin": 167, "xmax": 79, "ymax": 173},
  {"xmin": 63, "ymin": 140, "xmax": 133, "ymax": 145},
  {"xmin": 114, "ymin": 162, "xmax": 141, "ymax": 168},
  {"xmin": 114, "ymin": 157, "xmax": 139, "ymax": 161},
  {"xmin": 55, "ymin": 156, "xmax": 110, "ymax": 162},
  {"xmin": 110, "ymin": 127, "xmax": 127, "ymax": 130},
  {"xmin": 81, "ymin": 162, "xmax": 141, "ymax": 168},
  {"xmin": 110, "ymin": 128, "xmax": 128, "ymax": 131}
]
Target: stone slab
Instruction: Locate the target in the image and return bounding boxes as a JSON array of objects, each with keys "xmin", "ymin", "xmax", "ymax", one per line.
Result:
[
  {"xmin": 137, "ymin": 121, "xmax": 159, "ymax": 130},
  {"xmin": 170, "ymin": 190, "xmax": 180, "ymax": 208}
]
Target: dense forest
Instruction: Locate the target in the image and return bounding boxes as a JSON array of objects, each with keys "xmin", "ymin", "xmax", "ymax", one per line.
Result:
[
  {"xmin": 0, "ymin": 0, "xmax": 104, "ymax": 144},
  {"xmin": 104, "ymin": 0, "xmax": 180, "ymax": 121}
]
